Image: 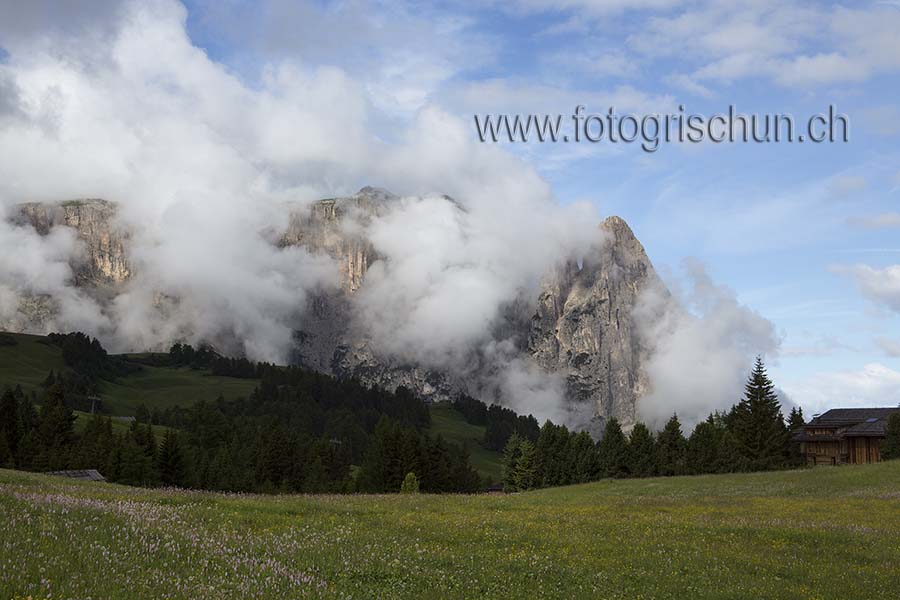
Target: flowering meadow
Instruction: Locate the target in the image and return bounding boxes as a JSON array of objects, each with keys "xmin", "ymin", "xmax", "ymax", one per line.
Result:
[{"xmin": 1, "ymin": 462, "xmax": 899, "ymax": 599}]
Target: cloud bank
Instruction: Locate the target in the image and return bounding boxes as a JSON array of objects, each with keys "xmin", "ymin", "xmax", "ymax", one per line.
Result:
[
  {"xmin": 634, "ymin": 259, "xmax": 781, "ymax": 429},
  {"xmin": 0, "ymin": 0, "xmax": 784, "ymax": 429},
  {"xmin": 0, "ymin": 0, "xmax": 598, "ymax": 367}
]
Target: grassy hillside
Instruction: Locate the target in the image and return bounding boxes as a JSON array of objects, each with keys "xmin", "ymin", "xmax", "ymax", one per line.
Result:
[
  {"xmin": 0, "ymin": 332, "xmax": 67, "ymax": 393},
  {"xmin": 428, "ymin": 402, "xmax": 503, "ymax": 482},
  {"xmin": 0, "ymin": 332, "xmax": 258, "ymax": 416},
  {"xmin": 96, "ymin": 366, "xmax": 259, "ymax": 416},
  {"xmin": 1, "ymin": 333, "xmax": 506, "ymax": 478},
  {"xmin": 2, "ymin": 463, "xmax": 898, "ymax": 599}
]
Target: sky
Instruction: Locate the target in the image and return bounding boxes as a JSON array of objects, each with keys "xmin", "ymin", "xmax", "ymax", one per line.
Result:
[{"xmin": 0, "ymin": 0, "xmax": 898, "ymax": 419}]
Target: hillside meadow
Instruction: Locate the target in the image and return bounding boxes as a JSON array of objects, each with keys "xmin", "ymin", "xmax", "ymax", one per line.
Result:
[
  {"xmin": 0, "ymin": 333, "xmax": 259, "ymax": 416},
  {"xmin": 2, "ymin": 462, "xmax": 899, "ymax": 599}
]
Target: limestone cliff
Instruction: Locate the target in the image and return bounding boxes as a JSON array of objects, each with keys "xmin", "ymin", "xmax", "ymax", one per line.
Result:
[
  {"xmin": 280, "ymin": 187, "xmax": 390, "ymax": 292},
  {"xmin": 283, "ymin": 190, "xmax": 659, "ymax": 428},
  {"xmin": 528, "ymin": 217, "xmax": 655, "ymax": 428},
  {"xmin": 14, "ymin": 199, "xmax": 130, "ymax": 286},
  {"xmin": 5, "ymin": 189, "xmax": 660, "ymax": 428}
]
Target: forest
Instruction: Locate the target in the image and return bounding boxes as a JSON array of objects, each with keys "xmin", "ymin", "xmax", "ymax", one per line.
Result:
[{"xmin": 0, "ymin": 333, "xmax": 482, "ymax": 493}]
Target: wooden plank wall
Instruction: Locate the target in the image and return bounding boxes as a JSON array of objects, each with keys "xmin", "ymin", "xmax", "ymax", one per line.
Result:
[{"xmin": 847, "ymin": 437, "xmax": 880, "ymax": 464}]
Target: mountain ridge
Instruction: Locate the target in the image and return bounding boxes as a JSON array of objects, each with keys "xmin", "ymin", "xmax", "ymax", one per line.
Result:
[{"xmin": 4, "ymin": 188, "xmax": 662, "ymax": 430}]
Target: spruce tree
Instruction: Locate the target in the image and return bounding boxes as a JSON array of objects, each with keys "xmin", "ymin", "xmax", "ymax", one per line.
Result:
[
  {"xmin": 627, "ymin": 423, "xmax": 656, "ymax": 478},
  {"xmin": 656, "ymin": 414, "xmax": 687, "ymax": 476},
  {"xmin": 597, "ymin": 418, "xmax": 629, "ymax": 478},
  {"xmin": 513, "ymin": 438, "xmax": 538, "ymax": 491},
  {"xmin": 786, "ymin": 406, "xmax": 806, "ymax": 466},
  {"xmin": 157, "ymin": 430, "xmax": 186, "ymax": 487},
  {"xmin": 728, "ymin": 357, "xmax": 788, "ymax": 471},
  {"xmin": 570, "ymin": 430, "xmax": 602, "ymax": 483},
  {"xmin": 535, "ymin": 421, "xmax": 573, "ymax": 487},
  {"xmin": 35, "ymin": 384, "xmax": 76, "ymax": 471},
  {"xmin": 686, "ymin": 415, "xmax": 724, "ymax": 474},
  {"xmin": 882, "ymin": 412, "xmax": 900, "ymax": 460},
  {"xmin": 502, "ymin": 433, "xmax": 523, "ymax": 492},
  {"xmin": 400, "ymin": 472, "xmax": 420, "ymax": 494},
  {"xmin": 0, "ymin": 388, "xmax": 19, "ymax": 467}
]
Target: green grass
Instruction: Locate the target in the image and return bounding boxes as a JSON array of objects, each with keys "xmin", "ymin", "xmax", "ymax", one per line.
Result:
[
  {"xmin": 0, "ymin": 332, "xmax": 258, "ymax": 417},
  {"xmin": 96, "ymin": 366, "xmax": 258, "ymax": 416},
  {"xmin": 0, "ymin": 333, "xmax": 67, "ymax": 394},
  {"xmin": 429, "ymin": 402, "xmax": 502, "ymax": 483},
  {"xmin": 71, "ymin": 410, "xmax": 172, "ymax": 437},
  {"xmin": 1, "ymin": 463, "xmax": 898, "ymax": 599}
]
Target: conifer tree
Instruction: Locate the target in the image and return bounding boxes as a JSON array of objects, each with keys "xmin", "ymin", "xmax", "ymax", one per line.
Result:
[
  {"xmin": 570, "ymin": 430, "xmax": 602, "ymax": 483},
  {"xmin": 513, "ymin": 438, "xmax": 538, "ymax": 491},
  {"xmin": 15, "ymin": 394, "xmax": 38, "ymax": 470},
  {"xmin": 157, "ymin": 430, "xmax": 186, "ymax": 487},
  {"xmin": 728, "ymin": 357, "xmax": 788, "ymax": 471},
  {"xmin": 656, "ymin": 414, "xmax": 687, "ymax": 476},
  {"xmin": 501, "ymin": 433, "xmax": 523, "ymax": 492},
  {"xmin": 627, "ymin": 422, "xmax": 656, "ymax": 478},
  {"xmin": 35, "ymin": 384, "xmax": 75, "ymax": 471},
  {"xmin": 597, "ymin": 418, "xmax": 629, "ymax": 478},
  {"xmin": 400, "ymin": 471, "xmax": 420, "ymax": 494},
  {"xmin": 118, "ymin": 437, "xmax": 158, "ymax": 486},
  {"xmin": 0, "ymin": 388, "xmax": 19, "ymax": 467},
  {"xmin": 882, "ymin": 412, "xmax": 900, "ymax": 460},
  {"xmin": 687, "ymin": 414, "xmax": 729, "ymax": 474},
  {"xmin": 786, "ymin": 406, "xmax": 806, "ymax": 466},
  {"xmin": 535, "ymin": 421, "xmax": 573, "ymax": 487}
]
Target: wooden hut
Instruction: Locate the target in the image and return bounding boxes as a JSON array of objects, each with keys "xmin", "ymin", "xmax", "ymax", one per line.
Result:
[{"xmin": 793, "ymin": 408, "xmax": 898, "ymax": 465}]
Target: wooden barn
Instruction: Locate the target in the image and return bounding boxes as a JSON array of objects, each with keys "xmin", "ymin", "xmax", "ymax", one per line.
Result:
[
  {"xmin": 793, "ymin": 408, "xmax": 899, "ymax": 466},
  {"xmin": 46, "ymin": 469, "xmax": 107, "ymax": 482}
]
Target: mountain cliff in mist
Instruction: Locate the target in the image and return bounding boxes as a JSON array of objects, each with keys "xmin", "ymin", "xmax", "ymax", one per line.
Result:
[{"xmin": 4, "ymin": 188, "xmax": 661, "ymax": 431}]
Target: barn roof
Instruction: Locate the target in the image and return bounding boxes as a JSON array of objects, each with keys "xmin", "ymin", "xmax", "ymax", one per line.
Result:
[
  {"xmin": 808, "ymin": 408, "xmax": 898, "ymax": 427},
  {"xmin": 794, "ymin": 407, "xmax": 899, "ymax": 440},
  {"xmin": 46, "ymin": 469, "xmax": 107, "ymax": 482}
]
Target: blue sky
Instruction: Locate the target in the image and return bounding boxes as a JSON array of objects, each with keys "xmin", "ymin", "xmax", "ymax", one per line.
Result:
[{"xmin": 1, "ymin": 0, "xmax": 898, "ymax": 415}]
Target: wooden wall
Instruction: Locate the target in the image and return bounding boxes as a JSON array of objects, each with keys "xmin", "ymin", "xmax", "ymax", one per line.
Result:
[
  {"xmin": 801, "ymin": 441, "xmax": 841, "ymax": 465},
  {"xmin": 847, "ymin": 437, "xmax": 881, "ymax": 464},
  {"xmin": 802, "ymin": 437, "xmax": 883, "ymax": 465}
]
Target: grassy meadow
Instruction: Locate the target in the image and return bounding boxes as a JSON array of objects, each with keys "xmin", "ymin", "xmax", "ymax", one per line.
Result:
[
  {"xmin": 2, "ymin": 462, "xmax": 898, "ymax": 599},
  {"xmin": 428, "ymin": 402, "xmax": 502, "ymax": 482},
  {"xmin": 0, "ymin": 332, "xmax": 260, "ymax": 415}
]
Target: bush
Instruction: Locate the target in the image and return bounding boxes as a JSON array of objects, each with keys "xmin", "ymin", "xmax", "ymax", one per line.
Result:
[{"xmin": 400, "ymin": 472, "xmax": 420, "ymax": 494}]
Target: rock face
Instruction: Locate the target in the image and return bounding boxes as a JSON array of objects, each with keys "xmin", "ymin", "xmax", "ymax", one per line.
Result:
[
  {"xmin": 280, "ymin": 187, "xmax": 389, "ymax": 292},
  {"xmin": 284, "ymin": 188, "xmax": 467, "ymax": 402},
  {"xmin": 283, "ymin": 189, "xmax": 659, "ymax": 429},
  {"xmin": 15, "ymin": 199, "xmax": 130, "ymax": 286},
  {"xmin": 528, "ymin": 217, "xmax": 654, "ymax": 428},
  {"xmin": 5, "ymin": 189, "xmax": 660, "ymax": 428}
]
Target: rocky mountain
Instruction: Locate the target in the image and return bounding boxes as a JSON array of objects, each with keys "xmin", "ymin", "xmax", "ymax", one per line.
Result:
[
  {"xmin": 279, "ymin": 187, "xmax": 660, "ymax": 430},
  {"xmin": 528, "ymin": 216, "xmax": 653, "ymax": 428},
  {"xmin": 14, "ymin": 199, "xmax": 130, "ymax": 286},
  {"xmin": 4, "ymin": 188, "xmax": 661, "ymax": 430}
]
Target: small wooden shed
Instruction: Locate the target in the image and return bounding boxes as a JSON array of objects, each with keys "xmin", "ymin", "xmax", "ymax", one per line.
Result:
[{"xmin": 792, "ymin": 408, "xmax": 898, "ymax": 466}]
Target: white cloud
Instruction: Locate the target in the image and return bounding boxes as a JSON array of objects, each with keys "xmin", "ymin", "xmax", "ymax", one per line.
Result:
[
  {"xmin": 876, "ymin": 337, "xmax": 900, "ymax": 357},
  {"xmin": 784, "ymin": 363, "xmax": 900, "ymax": 415},
  {"xmin": 634, "ymin": 259, "xmax": 781, "ymax": 429},
  {"xmin": 833, "ymin": 264, "xmax": 900, "ymax": 314},
  {"xmin": 610, "ymin": 1, "xmax": 900, "ymax": 91},
  {"xmin": 0, "ymin": 0, "xmax": 601, "ymax": 371},
  {"xmin": 826, "ymin": 175, "xmax": 867, "ymax": 199},
  {"xmin": 447, "ymin": 79, "xmax": 675, "ymax": 117},
  {"xmin": 782, "ymin": 335, "xmax": 852, "ymax": 358},
  {"xmin": 849, "ymin": 213, "xmax": 900, "ymax": 230}
]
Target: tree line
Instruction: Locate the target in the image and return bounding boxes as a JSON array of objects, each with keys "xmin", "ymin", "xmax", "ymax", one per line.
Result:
[
  {"xmin": 452, "ymin": 395, "xmax": 541, "ymax": 451},
  {"xmin": 0, "ymin": 335, "xmax": 481, "ymax": 493},
  {"xmin": 499, "ymin": 357, "xmax": 811, "ymax": 491}
]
